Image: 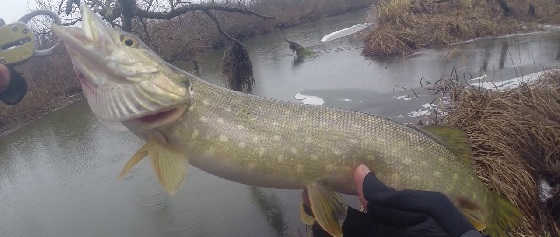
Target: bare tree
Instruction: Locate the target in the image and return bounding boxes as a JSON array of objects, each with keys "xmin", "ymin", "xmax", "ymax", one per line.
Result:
[{"xmin": 34, "ymin": 0, "xmax": 272, "ymax": 32}]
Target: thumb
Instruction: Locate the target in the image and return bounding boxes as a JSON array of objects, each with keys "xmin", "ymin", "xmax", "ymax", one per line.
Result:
[{"xmin": 353, "ymin": 164, "xmax": 371, "ymax": 208}]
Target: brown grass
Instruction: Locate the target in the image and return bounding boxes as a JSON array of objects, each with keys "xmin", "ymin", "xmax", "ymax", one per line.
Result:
[
  {"xmin": 441, "ymin": 71, "xmax": 560, "ymax": 236},
  {"xmin": 363, "ymin": 0, "xmax": 560, "ymax": 57}
]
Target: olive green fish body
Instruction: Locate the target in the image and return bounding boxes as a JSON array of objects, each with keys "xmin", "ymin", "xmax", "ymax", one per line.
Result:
[{"xmin": 161, "ymin": 78, "xmax": 490, "ymax": 211}]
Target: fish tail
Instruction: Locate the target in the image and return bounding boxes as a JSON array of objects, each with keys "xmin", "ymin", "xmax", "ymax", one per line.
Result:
[{"xmin": 484, "ymin": 192, "xmax": 522, "ymax": 237}]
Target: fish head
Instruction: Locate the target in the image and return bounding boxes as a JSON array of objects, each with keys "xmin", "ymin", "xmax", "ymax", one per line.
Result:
[{"xmin": 54, "ymin": 5, "xmax": 192, "ymax": 131}]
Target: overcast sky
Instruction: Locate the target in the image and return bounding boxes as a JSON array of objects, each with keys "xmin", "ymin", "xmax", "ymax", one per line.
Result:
[{"xmin": 1, "ymin": 0, "xmax": 31, "ymax": 23}]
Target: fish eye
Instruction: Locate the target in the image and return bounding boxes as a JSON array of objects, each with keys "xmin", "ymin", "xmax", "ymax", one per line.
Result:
[{"xmin": 121, "ymin": 35, "xmax": 137, "ymax": 48}]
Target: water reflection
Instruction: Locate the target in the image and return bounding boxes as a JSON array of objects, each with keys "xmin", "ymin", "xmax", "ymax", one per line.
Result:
[
  {"xmin": 499, "ymin": 42, "xmax": 509, "ymax": 69},
  {"xmin": 250, "ymin": 187, "xmax": 288, "ymax": 236}
]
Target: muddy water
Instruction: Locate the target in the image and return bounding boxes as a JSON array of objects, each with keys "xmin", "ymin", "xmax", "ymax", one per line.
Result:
[{"xmin": 2, "ymin": 8, "xmax": 560, "ymax": 237}]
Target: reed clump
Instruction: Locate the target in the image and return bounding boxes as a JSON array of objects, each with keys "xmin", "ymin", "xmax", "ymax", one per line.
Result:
[
  {"xmin": 442, "ymin": 71, "xmax": 560, "ymax": 236},
  {"xmin": 363, "ymin": 0, "xmax": 560, "ymax": 57}
]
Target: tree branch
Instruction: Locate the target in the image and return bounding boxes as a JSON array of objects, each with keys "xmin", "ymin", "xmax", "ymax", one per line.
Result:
[
  {"xmin": 62, "ymin": 17, "xmax": 82, "ymax": 26},
  {"xmin": 135, "ymin": 3, "xmax": 274, "ymax": 20},
  {"xmin": 202, "ymin": 9, "xmax": 244, "ymax": 47}
]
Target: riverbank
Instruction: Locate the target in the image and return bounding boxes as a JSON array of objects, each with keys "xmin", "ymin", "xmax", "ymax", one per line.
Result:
[
  {"xmin": 363, "ymin": 0, "xmax": 560, "ymax": 57},
  {"xmin": 435, "ymin": 70, "xmax": 560, "ymax": 236},
  {"xmin": 0, "ymin": 0, "xmax": 373, "ymax": 136},
  {"xmin": 134, "ymin": 0, "xmax": 373, "ymax": 63}
]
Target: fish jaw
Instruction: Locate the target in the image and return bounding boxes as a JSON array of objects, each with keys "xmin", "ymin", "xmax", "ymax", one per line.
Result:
[{"xmin": 54, "ymin": 4, "xmax": 191, "ymax": 129}]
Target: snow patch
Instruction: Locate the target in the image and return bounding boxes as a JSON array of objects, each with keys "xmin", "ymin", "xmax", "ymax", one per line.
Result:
[
  {"xmin": 539, "ymin": 179, "xmax": 554, "ymax": 202},
  {"xmin": 471, "ymin": 71, "xmax": 546, "ymax": 91},
  {"xmin": 295, "ymin": 93, "xmax": 325, "ymax": 105},
  {"xmin": 469, "ymin": 74, "xmax": 488, "ymax": 81},
  {"xmin": 408, "ymin": 103, "xmax": 437, "ymax": 118}
]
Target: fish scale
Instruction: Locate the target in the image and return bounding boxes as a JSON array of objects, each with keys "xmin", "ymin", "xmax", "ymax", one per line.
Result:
[{"xmin": 163, "ymin": 78, "xmax": 484, "ymax": 198}]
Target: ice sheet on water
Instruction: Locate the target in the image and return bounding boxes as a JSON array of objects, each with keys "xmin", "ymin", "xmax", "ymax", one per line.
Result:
[
  {"xmin": 394, "ymin": 95, "xmax": 413, "ymax": 101},
  {"xmin": 320, "ymin": 23, "xmax": 372, "ymax": 42}
]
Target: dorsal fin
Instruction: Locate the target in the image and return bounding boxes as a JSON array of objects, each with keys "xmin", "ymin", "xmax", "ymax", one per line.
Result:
[{"xmin": 422, "ymin": 126, "xmax": 473, "ymax": 167}]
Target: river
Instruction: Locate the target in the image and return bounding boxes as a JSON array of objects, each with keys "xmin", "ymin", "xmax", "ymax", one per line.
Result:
[{"xmin": 1, "ymin": 8, "xmax": 560, "ymax": 237}]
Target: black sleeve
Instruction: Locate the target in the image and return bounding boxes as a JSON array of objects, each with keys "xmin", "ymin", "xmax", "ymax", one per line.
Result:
[
  {"xmin": 362, "ymin": 173, "xmax": 476, "ymax": 237},
  {"xmin": 0, "ymin": 66, "xmax": 27, "ymax": 105},
  {"xmin": 342, "ymin": 207, "xmax": 377, "ymax": 236}
]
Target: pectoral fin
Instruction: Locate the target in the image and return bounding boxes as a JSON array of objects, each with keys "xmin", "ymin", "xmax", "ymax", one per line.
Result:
[
  {"xmin": 305, "ymin": 182, "xmax": 346, "ymax": 237},
  {"xmin": 119, "ymin": 139, "xmax": 187, "ymax": 195}
]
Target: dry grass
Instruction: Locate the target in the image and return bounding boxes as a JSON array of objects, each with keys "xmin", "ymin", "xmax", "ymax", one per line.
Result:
[
  {"xmin": 362, "ymin": 0, "xmax": 558, "ymax": 57},
  {"xmin": 439, "ymin": 71, "xmax": 560, "ymax": 236}
]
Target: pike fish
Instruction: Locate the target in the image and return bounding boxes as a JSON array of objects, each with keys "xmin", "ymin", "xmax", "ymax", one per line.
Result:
[{"xmin": 54, "ymin": 5, "xmax": 519, "ymax": 237}]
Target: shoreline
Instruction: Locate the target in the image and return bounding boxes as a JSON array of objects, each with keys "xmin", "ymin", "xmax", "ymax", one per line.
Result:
[
  {"xmin": 0, "ymin": 94, "xmax": 83, "ymax": 137},
  {"xmin": 362, "ymin": 0, "xmax": 560, "ymax": 57},
  {"xmin": 0, "ymin": 4, "xmax": 372, "ymax": 137}
]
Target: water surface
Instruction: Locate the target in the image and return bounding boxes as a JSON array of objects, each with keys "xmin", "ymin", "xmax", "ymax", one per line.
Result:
[{"xmin": 2, "ymin": 8, "xmax": 560, "ymax": 237}]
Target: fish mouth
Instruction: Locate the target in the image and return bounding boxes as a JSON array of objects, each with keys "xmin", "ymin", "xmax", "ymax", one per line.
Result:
[
  {"xmin": 52, "ymin": 5, "xmax": 115, "ymax": 64},
  {"xmin": 127, "ymin": 106, "xmax": 188, "ymax": 129}
]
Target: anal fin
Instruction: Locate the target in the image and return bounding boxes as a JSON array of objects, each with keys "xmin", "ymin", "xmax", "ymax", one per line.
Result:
[{"xmin": 306, "ymin": 182, "xmax": 346, "ymax": 237}]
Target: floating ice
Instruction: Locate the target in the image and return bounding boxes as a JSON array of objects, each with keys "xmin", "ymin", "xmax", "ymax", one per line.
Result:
[
  {"xmin": 294, "ymin": 92, "xmax": 325, "ymax": 105},
  {"xmin": 394, "ymin": 95, "xmax": 413, "ymax": 101},
  {"xmin": 320, "ymin": 23, "xmax": 372, "ymax": 42}
]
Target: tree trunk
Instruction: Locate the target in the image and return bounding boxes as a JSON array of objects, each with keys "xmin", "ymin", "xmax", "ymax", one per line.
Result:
[{"xmin": 119, "ymin": 0, "xmax": 137, "ymax": 31}]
